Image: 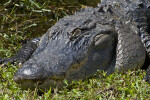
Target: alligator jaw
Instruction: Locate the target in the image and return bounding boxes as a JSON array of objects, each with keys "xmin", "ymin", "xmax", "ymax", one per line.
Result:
[
  {"xmin": 15, "ymin": 79, "xmax": 65, "ymax": 91},
  {"xmin": 13, "ymin": 65, "xmax": 66, "ymax": 91}
]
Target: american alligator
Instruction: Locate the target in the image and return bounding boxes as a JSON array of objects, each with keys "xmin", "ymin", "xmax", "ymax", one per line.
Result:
[{"xmin": 1, "ymin": 0, "xmax": 150, "ymax": 90}]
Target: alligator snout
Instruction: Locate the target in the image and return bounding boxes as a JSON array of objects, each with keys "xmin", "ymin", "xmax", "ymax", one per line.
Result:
[
  {"xmin": 13, "ymin": 66, "xmax": 48, "ymax": 83},
  {"xmin": 13, "ymin": 64, "xmax": 66, "ymax": 90}
]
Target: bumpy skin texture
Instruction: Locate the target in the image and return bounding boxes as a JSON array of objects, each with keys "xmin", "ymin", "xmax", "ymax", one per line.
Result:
[
  {"xmin": 0, "ymin": 37, "xmax": 40, "ymax": 65},
  {"xmin": 1, "ymin": 0, "xmax": 150, "ymax": 91}
]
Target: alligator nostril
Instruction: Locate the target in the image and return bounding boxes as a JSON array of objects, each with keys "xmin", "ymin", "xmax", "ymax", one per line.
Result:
[{"xmin": 22, "ymin": 69, "xmax": 32, "ymax": 75}]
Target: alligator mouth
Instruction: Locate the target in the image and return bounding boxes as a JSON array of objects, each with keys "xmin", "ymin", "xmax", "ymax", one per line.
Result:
[
  {"xmin": 13, "ymin": 63, "xmax": 67, "ymax": 91},
  {"xmin": 15, "ymin": 78, "xmax": 65, "ymax": 91}
]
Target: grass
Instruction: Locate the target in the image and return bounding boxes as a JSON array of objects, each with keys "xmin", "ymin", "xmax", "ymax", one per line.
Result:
[
  {"xmin": 0, "ymin": 63, "xmax": 150, "ymax": 99},
  {"xmin": 0, "ymin": 0, "xmax": 150, "ymax": 99}
]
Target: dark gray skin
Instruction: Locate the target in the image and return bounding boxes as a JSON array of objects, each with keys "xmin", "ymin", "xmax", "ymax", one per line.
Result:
[{"xmin": 1, "ymin": 0, "xmax": 150, "ymax": 91}]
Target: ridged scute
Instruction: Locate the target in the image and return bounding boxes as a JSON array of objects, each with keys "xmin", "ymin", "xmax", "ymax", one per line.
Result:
[{"xmin": 1, "ymin": 0, "xmax": 148, "ymax": 90}]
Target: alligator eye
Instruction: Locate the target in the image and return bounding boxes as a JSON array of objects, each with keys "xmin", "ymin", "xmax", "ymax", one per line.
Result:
[
  {"xmin": 70, "ymin": 28, "xmax": 81, "ymax": 41},
  {"xmin": 138, "ymin": 3, "xmax": 144, "ymax": 8}
]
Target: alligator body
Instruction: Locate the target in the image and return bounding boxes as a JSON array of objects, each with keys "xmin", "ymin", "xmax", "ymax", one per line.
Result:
[{"xmin": 1, "ymin": 0, "xmax": 150, "ymax": 90}]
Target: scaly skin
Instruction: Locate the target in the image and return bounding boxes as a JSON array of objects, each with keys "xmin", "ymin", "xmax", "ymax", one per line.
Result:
[{"xmin": 1, "ymin": 0, "xmax": 150, "ymax": 91}]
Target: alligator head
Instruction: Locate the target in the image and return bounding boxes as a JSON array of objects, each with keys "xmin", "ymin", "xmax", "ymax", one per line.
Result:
[
  {"xmin": 13, "ymin": 8, "xmax": 117, "ymax": 90},
  {"xmin": 13, "ymin": 5, "xmax": 146, "ymax": 91}
]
